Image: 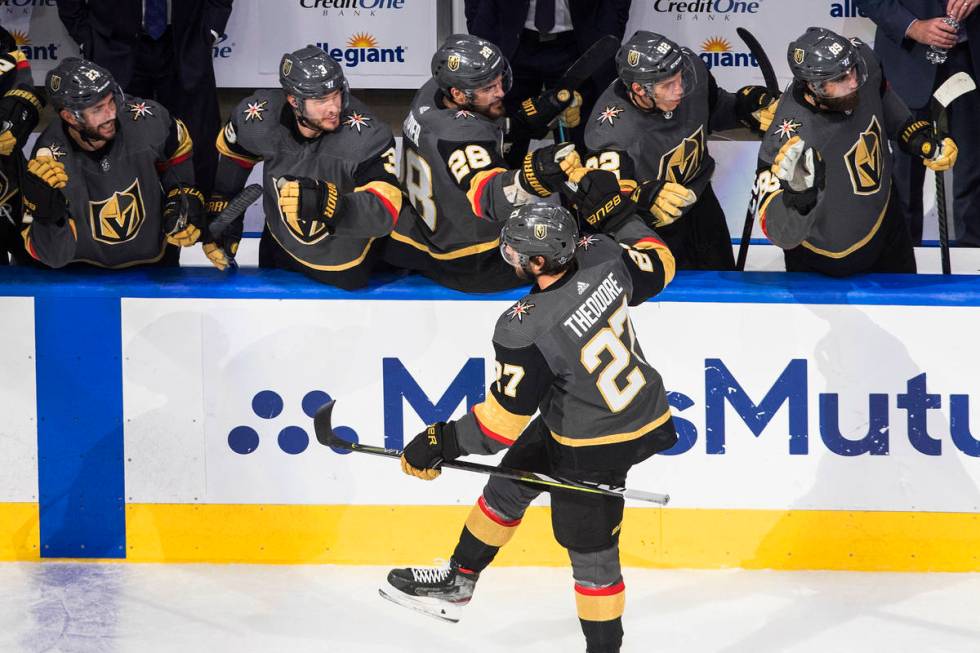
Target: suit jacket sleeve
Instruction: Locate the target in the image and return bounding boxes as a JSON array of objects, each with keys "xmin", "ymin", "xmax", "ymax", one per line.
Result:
[
  {"xmin": 854, "ymin": 0, "xmax": 919, "ymax": 45},
  {"xmin": 205, "ymin": 0, "xmax": 234, "ymax": 37},
  {"xmin": 54, "ymin": 0, "xmax": 92, "ymax": 47}
]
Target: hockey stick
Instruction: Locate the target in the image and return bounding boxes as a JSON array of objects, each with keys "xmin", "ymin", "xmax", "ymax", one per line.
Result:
[
  {"xmin": 551, "ymin": 34, "xmax": 620, "ymax": 144},
  {"xmin": 313, "ymin": 401, "xmax": 670, "ymax": 505},
  {"xmin": 208, "ymin": 183, "xmax": 263, "ymax": 239},
  {"xmin": 734, "ymin": 27, "xmax": 779, "ymax": 271},
  {"xmin": 930, "ymin": 72, "xmax": 975, "ymax": 275}
]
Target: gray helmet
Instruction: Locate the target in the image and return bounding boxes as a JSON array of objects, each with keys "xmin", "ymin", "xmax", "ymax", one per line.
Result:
[
  {"xmin": 431, "ymin": 34, "xmax": 512, "ymax": 98},
  {"xmin": 788, "ymin": 27, "xmax": 867, "ymax": 97},
  {"xmin": 45, "ymin": 57, "xmax": 120, "ymax": 113},
  {"xmin": 500, "ymin": 203, "xmax": 578, "ymax": 271},
  {"xmin": 280, "ymin": 45, "xmax": 349, "ymax": 108},
  {"xmin": 616, "ymin": 31, "xmax": 697, "ymax": 98}
]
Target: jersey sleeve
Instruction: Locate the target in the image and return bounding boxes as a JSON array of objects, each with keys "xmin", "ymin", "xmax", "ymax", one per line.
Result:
[
  {"xmin": 607, "ymin": 217, "xmax": 676, "ymax": 304},
  {"xmin": 751, "ymin": 149, "xmax": 818, "ymax": 250},
  {"xmin": 583, "ymin": 147, "xmax": 641, "ymax": 195},
  {"xmin": 213, "ymin": 101, "xmax": 265, "ymax": 203},
  {"xmin": 433, "ymin": 137, "xmax": 514, "ymax": 220},
  {"xmin": 156, "ymin": 115, "xmax": 195, "ymax": 189},
  {"xmin": 332, "ymin": 132, "xmax": 402, "ymax": 238},
  {"xmin": 453, "ymin": 340, "xmax": 555, "ymax": 456},
  {"xmin": 707, "ymin": 71, "xmax": 739, "ymax": 132},
  {"xmin": 21, "ymin": 139, "xmax": 78, "ymax": 268}
]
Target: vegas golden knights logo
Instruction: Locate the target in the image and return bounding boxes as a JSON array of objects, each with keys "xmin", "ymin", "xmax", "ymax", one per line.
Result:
[
  {"xmin": 793, "ymin": 48, "xmax": 805, "ymax": 65},
  {"xmin": 278, "ymin": 184, "xmax": 330, "ymax": 245},
  {"xmin": 627, "ymin": 50, "xmax": 640, "ymax": 66},
  {"xmin": 658, "ymin": 125, "xmax": 705, "ymax": 185},
  {"xmin": 844, "ymin": 115, "xmax": 883, "ymax": 195},
  {"xmin": 447, "ymin": 54, "xmax": 461, "ymax": 72},
  {"xmin": 281, "ymin": 59, "xmax": 293, "ymax": 77},
  {"xmin": 89, "ymin": 179, "xmax": 147, "ymax": 244},
  {"xmin": 49, "ymin": 74, "xmax": 61, "ymax": 92},
  {"xmin": 534, "ymin": 224, "xmax": 548, "ymax": 239}
]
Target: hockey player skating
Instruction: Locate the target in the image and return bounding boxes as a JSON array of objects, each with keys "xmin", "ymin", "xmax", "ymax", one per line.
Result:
[
  {"xmin": 752, "ymin": 27, "xmax": 957, "ymax": 276},
  {"xmin": 21, "ymin": 58, "xmax": 203, "ymax": 268},
  {"xmin": 0, "ymin": 25, "xmax": 45, "ymax": 266},
  {"xmin": 384, "ymin": 34, "xmax": 583, "ymax": 293},
  {"xmin": 206, "ymin": 46, "xmax": 401, "ymax": 289},
  {"xmin": 584, "ymin": 31, "xmax": 779, "ymax": 271},
  {"xmin": 381, "ymin": 169, "xmax": 679, "ymax": 653}
]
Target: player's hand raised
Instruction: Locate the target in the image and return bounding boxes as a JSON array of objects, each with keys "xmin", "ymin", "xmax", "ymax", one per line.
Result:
[
  {"xmin": 574, "ymin": 168, "xmax": 637, "ymax": 232},
  {"xmin": 22, "ymin": 155, "xmax": 69, "ymax": 224},
  {"xmin": 631, "ymin": 179, "xmax": 697, "ymax": 227},
  {"xmin": 736, "ymin": 86, "xmax": 779, "ymax": 133},
  {"xmin": 772, "ymin": 135, "xmax": 824, "ymax": 215},
  {"xmin": 519, "ymin": 142, "xmax": 581, "ymax": 198},
  {"xmin": 510, "ymin": 87, "xmax": 577, "ymax": 138},
  {"xmin": 401, "ymin": 422, "xmax": 462, "ymax": 481},
  {"xmin": 898, "ymin": 120, "xmax": 958, "ymax": 171}
]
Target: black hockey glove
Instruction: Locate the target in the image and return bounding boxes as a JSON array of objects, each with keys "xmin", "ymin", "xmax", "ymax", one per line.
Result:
[
  {"xmin": 574, "ymin": 169, "xmax": 636, "ymax": 233},
  {"xmin": 519, "ymin": 142, "xmax": 581, "ymax": 198},
  {"xmin": 509, "ymin": 87, "xmax": 576, "ymax": 140},
  {"xmin": 772, "ymin": 136, "xmax": 824, "ymax": 216},
  {"xmin": 899, "ymin": 119, "xmax": 958, "ymax": 172},
  {"xmin": 735, "ymin": 85, "xmax": 777, "ymax": 133},
  {"xmin": 22, "ymin": 157, "xmax": 68, "ymax": 225},
  {"xmin": 401, "ymin": 422, "xmax": 462, "ymax": 481},
  {"xmin": 0, "ymin": 85, "xmax": 44, "ymax": 156},
  {"xmin": 277, "ymin": 175, "xmax": 346, "ymax": 224},
  {"xmin": 162, "ymin": 186, "xmax": 205, "ymax": 247},
  {"xmin": 202, "ymin": 193, "xmax": 242, "ymax": 271}
]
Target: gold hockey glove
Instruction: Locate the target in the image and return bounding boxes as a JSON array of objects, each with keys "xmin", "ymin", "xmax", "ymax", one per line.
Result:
[
  {"xmin": 631, "ymin": 179, "xmax": 697, "ymax": 227},
  {"xmin": 163, "ymin": 186, "xmax": 205, "ymax": 247}
]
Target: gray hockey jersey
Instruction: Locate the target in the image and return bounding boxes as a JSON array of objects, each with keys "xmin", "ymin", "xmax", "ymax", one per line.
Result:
[
  {"xmin": 214, "ymin": 89, "xmax": 400, "ymax": 280},
  {"xmin": 452, "ymin": 218, "xmax": 678, "ymax": 471},
  {"xmin": 24, "ymin": 97, "xmax": 192, "ymax": 268},
  {"xmin": 752, "ymin": 41, "xmax": 910, "ymax": 258},
  {"xmin": 584, "ymin": 51, "xmax": 738, "ymax": 215}
]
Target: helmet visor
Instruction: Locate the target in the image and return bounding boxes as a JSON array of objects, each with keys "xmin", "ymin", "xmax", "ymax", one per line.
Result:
[{"xmin": 809, "ymin": 57, "xmax": 868, "ymax": 99}]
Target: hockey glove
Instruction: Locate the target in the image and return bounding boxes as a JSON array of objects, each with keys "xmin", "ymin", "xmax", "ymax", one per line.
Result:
[
  {"xmin": 277, "ymin": 176, "xmax": 344, "ymax": 224},
  {"xmin": 899, "ymin": 119, "xmax": 958, "ymax": 171},
  {"xmin": 510, "ymin": 87, "xmax": 577, "ymax": 139},
  {"xmin": 401, "ymin": 421, "xmax": 462, "ymax": 481},
  {"xmin": 0, "ymin": 87, "xmax": 44, "ymax": 156},
  {"xmin": 558, "ymin": 90, "xmax": 584, "ymax": 129},
  {"xmin": 575, "ymin": 169, "xmax": 637, "ymax": 233},
  {"xmin": 22, "ymin": 157, "xmax": 69, "ymax": 224},
  {"xmin": 735, "ymin": 85, "xmax": 778, "ymax": 133},
  {"xmin": 202, "ymin": 193, "xmax": 242, "ymax": 271},
  {"xmin": 631, "ymin": 179, "xmax": 697, "ymax": 227},
  {"xmin": 772, "ymin": 135, "xmax": 824, "ymax": 216},
  {"xmin": 162, "ymin": 186, "xmax": 205, "ymax": 247},
  {"xmin": 519, "ymin": 142, "xmax": 581, "ymax": 198}
]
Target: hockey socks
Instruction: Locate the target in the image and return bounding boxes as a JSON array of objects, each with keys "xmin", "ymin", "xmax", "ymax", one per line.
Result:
[
  {"xmin": 576, "ymin": 581, "xmax": 625, "ymax": 653},
  {"xmin": 451, "ymin": 495, "xmax": 522, "ymax": 573}
]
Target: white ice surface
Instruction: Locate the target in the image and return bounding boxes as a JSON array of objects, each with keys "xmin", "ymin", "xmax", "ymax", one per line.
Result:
[{"xmin": 1, "ymin": 564, "xmax": 979, "ymax": 653}]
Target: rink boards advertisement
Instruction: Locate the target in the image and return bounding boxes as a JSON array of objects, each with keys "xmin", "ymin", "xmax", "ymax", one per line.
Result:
[{"xmin": 3, "ymin": 273, "xmax": 980, "ymax": 570}]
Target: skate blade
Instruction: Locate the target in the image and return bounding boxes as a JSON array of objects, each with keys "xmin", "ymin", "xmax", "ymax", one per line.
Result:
[{"xmin": 378, "ymin": 586, "xmax": 462, "ymax": 623}]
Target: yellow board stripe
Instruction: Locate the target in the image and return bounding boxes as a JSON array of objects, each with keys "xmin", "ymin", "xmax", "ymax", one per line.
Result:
[
  {"xmin": 551, "ymin": 408, "xmax": 672, "ymax": 447},
  {"xmin": 7, "ymin": 503, "xmax": 980, "ymax": 571}
]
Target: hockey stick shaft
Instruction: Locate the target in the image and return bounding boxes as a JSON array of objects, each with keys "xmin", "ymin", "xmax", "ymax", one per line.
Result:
[
  {"xmin": 734, "ymin": 28, "xmax": 779, "ymax": 271},
  {"xmin": 208, "ymin": 183, "xmax": 263, "ymax": 239},
  {"xmin": 934, "ymin": 110, "xmax": 952, "ymax": 274},
  {"xmin": 314, "ymin": 401, "xmax": 669, "ymax": 505}
]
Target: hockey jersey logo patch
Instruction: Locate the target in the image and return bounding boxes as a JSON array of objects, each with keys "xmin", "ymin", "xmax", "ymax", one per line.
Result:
[
  {"xmin": 88, "ymin": 178, "xmax": 147, "ymax": 245},
  {"xmin": 343, "ymin": 112, "xmax": 372, "ymax": 132},
  {"xmin": 243, "ymin": 100, "xmax": 267, "ymax": 122},
  {"xmin": 844, "ymin": 115, "xmax": 883, "ymax": 196},
  {"xmin": 127, "ymin": 102, "xmax": 153, "ymax": 120},
  {"xmin": 507, "ymin": 299, "xmax": 535, "ymax": 322},
  {"xmin": 658, "ymin": 125, "xmax": 705, "ymax": 185},
  {"xmin": 596, "ymin": 105, "xmax": 624, "ymax": 126}
]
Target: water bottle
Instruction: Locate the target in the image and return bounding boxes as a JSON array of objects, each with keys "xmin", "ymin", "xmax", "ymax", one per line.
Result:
[{"xmin": 926, "ymin": 15, "xmax": 961, "ymax": 65}]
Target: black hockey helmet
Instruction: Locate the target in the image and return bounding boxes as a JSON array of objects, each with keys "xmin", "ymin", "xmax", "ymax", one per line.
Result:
[
  {"xmin": 431, "ymin": 34, "xmax": 512, "ymax": 98},
  {"xmin": 787, "ymin": 27, "xmax": 867, "ymax": 98},
  {"xmin": 500, "ymin": 203, "xmax": 578, "ymax": 271},
  {"xmin": 280, "ymin": 45, "xmax": 349, "ymax": 108},
  {"xmin": 45, "ymin": 57, "xmax": 121, "ymax": 113},
  {"xmin": 616, "ymin": 31, "xmax": 698, "ymax": 100}
]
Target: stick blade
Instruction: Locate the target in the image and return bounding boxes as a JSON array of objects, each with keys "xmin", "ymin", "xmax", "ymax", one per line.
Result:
[
  {"xmin": 934, "ymin": 72, "xmax": 976, "ymax": 108},
  {"xmin": 556, "ymin": 34, "xmax": 619, "ymax": 91},
  {"xmin": 313, "ymin": 399, "xmax": 340, "ymax": 447}
]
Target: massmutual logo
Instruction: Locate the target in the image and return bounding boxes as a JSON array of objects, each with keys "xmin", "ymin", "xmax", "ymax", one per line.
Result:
[
  {"xmin": 299, "ymin": 0, "xmax": 406, "ymax": 16},
  {"xmin": 651, "ymin": 0, "xmax": 762, "ymax": 21},
  {"xmin": 317, "ymin": 32, "xmax": 406, "ymax": 68},
  {"xmin": 699, "ymin": 36, "xmax": 759, "ymax": 70},
  {"xmin": 9, "ymin": 28, "xmax": 59, "ymax": 61},
  {"xmin": 829, "ymin": 0, "xmax": 867, "ymax": 17}
]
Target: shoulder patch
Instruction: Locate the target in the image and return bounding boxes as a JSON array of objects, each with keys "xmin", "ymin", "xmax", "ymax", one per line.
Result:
[
  {"xmin": 773, "ymin": 118, "xmax": 802, "ymax": 140},
  {"xmin": 453, "ymin": 110, "xmax": 475, "ymax": 120},
  {"xmin": 127, "ymin": 101, "xmax": 154, "ymax": 121},
  {"xmin": 343, "ymin": 111, "xmax": 372, "ymax": 133},
  {"xmin": 37, "ymin": 143, "xmax": 66, "ymax": 161},
  {"xmin": 507, "ymin": 299, "xmax": 535, "ymax": 323},
  {"xmin": 577, "ymin": 234, "xmax": 599, "ymax": 250},
  {"xmin": 243, "ymin": 99, "xmax": 268, "ymax": 122},
  {"xmin": 596, "ymin": 105, "xmax": 624, "ymax": 126}
]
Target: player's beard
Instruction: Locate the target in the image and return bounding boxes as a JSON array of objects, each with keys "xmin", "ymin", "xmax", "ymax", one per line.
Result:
[
  {"xmin": 77, "ymin": 118, "xmax": 117, "ymax": 144},
  {"xmin": 821, "ymin": 90, "xmax": 859, "ymax": 113},
  {"xmin": 470, "ymin": 98, "xmax": 505, "ymax": 120}
]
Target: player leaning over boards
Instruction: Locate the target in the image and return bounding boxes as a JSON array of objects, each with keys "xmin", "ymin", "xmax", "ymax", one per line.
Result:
[
  {"xmin": 206, "ymin": 46, "xmax": 401, "ymax": 289},
  {"xmin": 585, "ymin": 31, "xmax": 779, "ymax": 271},
  {"xmin": 384, "ymin": 34, "xmax": 583, "ymax": 293},
  {"xmin": 21, "ymin": 58, "xmax": 203, "ymax": 269},
  {"xmin": 381, "ymin": 169, "xmax": 678, "ymax": 653},
  {"xmin": 753, "ymin": 27, "xmax": 957, "ymax": 276}
]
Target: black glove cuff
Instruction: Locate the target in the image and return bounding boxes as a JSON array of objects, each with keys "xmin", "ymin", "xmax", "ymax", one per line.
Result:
[
  {"xmin": 898, "ymin": 119, "xmax": 934, "ymax": 159},
  {"xmin": 520, "ymin": 151, "xmax": 553, "ymax": 197},
  {"xmin": 441, "ymin": 421, "xmax": 462, "ymax": 462},
  {"xmin": 0, "ymin": 88, "xmax": 44, "ymax": 143}
]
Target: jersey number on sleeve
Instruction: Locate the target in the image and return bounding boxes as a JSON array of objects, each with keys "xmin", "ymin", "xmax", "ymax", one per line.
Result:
[
  {"xmin": 402, "ymin": 148, "xmax": 437, "ymax": 231},
  {"xmin": 494, "ymin": 361, "xmax": 525, "ymax": 398},
  {"xmin": 580, "ymin": 299, "xmax": 645, "ymax": 412}
]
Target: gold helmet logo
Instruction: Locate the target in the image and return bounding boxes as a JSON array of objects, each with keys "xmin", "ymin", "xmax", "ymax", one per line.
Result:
[
  {"xmin": 794, "ymin": 48, "xmax": 805, "ymax": 65},
  {"xmin": 49, "ymin": 74, "xmax": 61, "ymax": 92},
  {"xmin": 534, "ymin": 224, "xmax": 548, "ymax": 240},
  {"xmin": 281, "ymin": 59, "xmax": 293, "ymax": 77},
  {"xmin": 845, "ymin": 115, "xmax": 883, "ymax": 196},
  {"xmin": 658, "ymin": 125, "xmax": 706, "ymax": 186},
  {"xmin": 89, "ymin": 179, "xmax": 147, "ymax": 244},
  {"xmin": 627, "ymin": 49, "xmax": 641, "ymax": 67},
  {"xmin": 447, "ymin": 54, "xmax": 461, "ymax": 72}
]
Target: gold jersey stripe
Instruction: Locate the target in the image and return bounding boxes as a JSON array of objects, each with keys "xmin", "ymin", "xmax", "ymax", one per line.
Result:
[
  {"xmin": 802, "ymin": 193, "xmax": 889, "ymax": 259},
  {"xmin": 633, "ymin": 238, "xmax": 675, "ymax": 286},
  {"xmin": 267, "ymin": 227, "xmax": 377, "ymax": 272},
  {"xmin": 473, "ymin": 393, "xmax": 532, "ymax": 440},
  {"xmin": 388, "ymin": 230, "xmax": 500, "ymax": 260},
  {"xmin": 465, "ymin": 167, "xmax": 506, "ymax": 216},
  {"xmin": 215, "ymin": 127, "xmax": 261, "ymax": 165},
  {"xmin": 551, "ymin": 408, "xmax": 672, "ymax": 448},
  {"xmin": 356, "ymin": 180, "xmax": 403, "ymax": 216}
]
